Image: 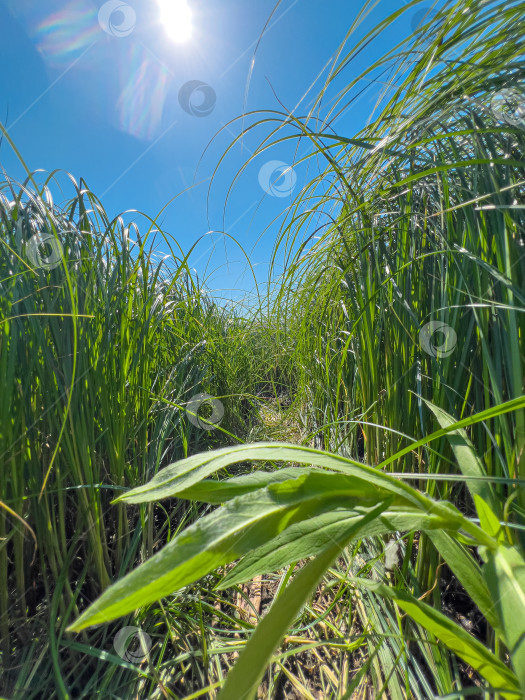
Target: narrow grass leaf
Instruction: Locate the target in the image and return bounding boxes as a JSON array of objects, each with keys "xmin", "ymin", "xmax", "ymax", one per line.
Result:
[
  {"xmin": 353, "ymin": 578, "xmax": 521, "ymax": 697},
  {"xmin": 483, "ymin": 545, "xmax": 525, "ymax": 694},
  {"xmin": 216, "ymin": 501, "xmax": 389, "ymax": 700},
  {"xmin": 424, "ymin": 400, "xmax": 495, "ymax": 509},
  {"xmin": 428, "ymin": 530, "xmax": 501, "ymax": 632}
]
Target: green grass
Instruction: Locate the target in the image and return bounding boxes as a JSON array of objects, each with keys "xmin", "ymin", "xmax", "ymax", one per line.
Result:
[
  {"xmin": 2, "ymin": 0, "xmax": 525, "ymax": 697},
  {"xmin": 0, "ymin": 152, "xmax": 277, "ymax": 696}
]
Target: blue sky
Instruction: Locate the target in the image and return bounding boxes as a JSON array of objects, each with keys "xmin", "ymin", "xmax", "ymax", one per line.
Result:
[{"xmin": 0, "ymin": 0, "xmax": 430, "ymax": 300}]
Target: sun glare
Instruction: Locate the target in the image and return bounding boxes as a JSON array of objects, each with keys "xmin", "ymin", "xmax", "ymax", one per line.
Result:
[{"xmin": 159, "ymin": 0, "xmax": 192, "ymax": 43}]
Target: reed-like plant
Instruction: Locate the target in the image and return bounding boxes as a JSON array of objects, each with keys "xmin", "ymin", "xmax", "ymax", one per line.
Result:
[
  {"xmin": 69, "ymin": 0, "xmax": 525, "ymax": 696},
  {"xmin": 0, "ymin": 139, "xmax": 268, "ymax": 695},
  {"xmin": 4, "ymin": 0, "xmax": 525, "ymax": 697},
  {"xmin": 245, "ymin": 0, "xmax": 525, "ymax": 692}
]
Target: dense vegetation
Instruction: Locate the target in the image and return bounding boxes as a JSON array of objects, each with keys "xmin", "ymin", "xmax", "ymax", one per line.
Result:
[{"xmin": 1, "ymin": 0, "xmax": 525, "ymax": 697}]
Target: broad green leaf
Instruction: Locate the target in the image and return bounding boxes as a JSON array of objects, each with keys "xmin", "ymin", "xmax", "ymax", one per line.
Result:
[
  {"xmin": 69, "ymin": 443, "xmax": 498, "ymax": 640},
  {"xmin": 353, "ymin": 578, "xmax": 521, "ymax": 697},
  {"xmin": 123, "ymin": 442, "xmax": 496, "ymax": 553},
  {"xmin": 176, "ymin": 467, "xmax": 322, "ymax": 503},
  {"xmin": 483, "ymin": 545, "xmax": 525, "ymax": 694},
  {"xmin": 117, "ymin": 442, "xmax": 472, "ymax": 526},
  {"xmin": 220, "ymin": 506, "xmax": 454, "ymax": 590},
  {"xmin": 216, "ymin": 501, "xmax": 389, "ymax": 700},
  {"xmin": 68, "ymin": 472, "xmax": 409, "ymax": 631},
  {"xmin": 424, "ymin": 401, "xmax": 495, "ymax": 512},
  {"xmin": 428, "ymin": 530, "xmax": 501, "ymax": 632},
  {"xmin": 474, "ymin": 494, "xmax": 505, "ymax": 543}
]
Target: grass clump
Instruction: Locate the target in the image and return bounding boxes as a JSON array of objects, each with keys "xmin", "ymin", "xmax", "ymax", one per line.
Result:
[
  {"xmin": 2, "ymin": 0, "xmax": 525, "ymax": 698},
  {"xmin": 0, "ymin": 166, "xmax": 269, "ymax": 696}
]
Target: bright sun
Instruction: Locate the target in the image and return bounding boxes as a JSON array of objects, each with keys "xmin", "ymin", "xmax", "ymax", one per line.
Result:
[{"xmin": 159, "ymin": 0, "xmax": 192, "ymax": 43}]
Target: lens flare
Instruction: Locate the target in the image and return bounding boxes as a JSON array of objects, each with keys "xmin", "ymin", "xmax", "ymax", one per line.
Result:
[
  {"xmin": 159, "ymin": 0, "xmax": 192, "ymax": 43},
  {"xmin": 6, "ymin": 0, "xmax": 99, "ymax": 65},
  {"xmin": 116, "ymin": 43, "xmax": 171, "ymax": 139}
]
